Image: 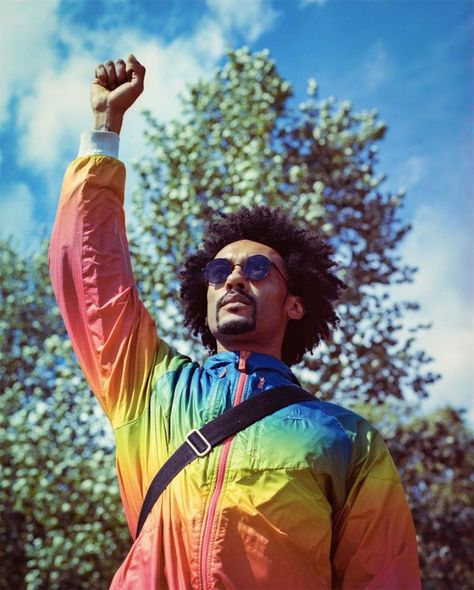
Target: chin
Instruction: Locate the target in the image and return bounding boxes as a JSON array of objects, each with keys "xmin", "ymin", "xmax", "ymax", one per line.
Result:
[{"xmin": 217, "ymin": 318, "xmax": 255, "ymax": 336}]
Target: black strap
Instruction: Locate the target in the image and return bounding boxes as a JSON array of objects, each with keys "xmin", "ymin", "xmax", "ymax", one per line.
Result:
[{"xmin": 135, "ymin": 384, "xmax": 314, "ymax": 538}]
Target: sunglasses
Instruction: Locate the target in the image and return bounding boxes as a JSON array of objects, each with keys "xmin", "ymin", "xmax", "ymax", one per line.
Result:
[{"xmin": 203, "ymin": 254, "xmax": 287, "ymax": 285}]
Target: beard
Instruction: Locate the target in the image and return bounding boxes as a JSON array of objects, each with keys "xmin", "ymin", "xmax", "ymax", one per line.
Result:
[
  {"xmin": 215, "ymin": 292, "xmax": 256, "ymax": 335},
  {"xmin": 217, "ymin": 315, "xmax": 256, "ymax": 335}
]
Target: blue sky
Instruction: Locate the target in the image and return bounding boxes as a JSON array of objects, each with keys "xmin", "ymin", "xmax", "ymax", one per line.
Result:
[{"xmin": 1, "ymin": 0, "xmax": 472, "ymax": 419}]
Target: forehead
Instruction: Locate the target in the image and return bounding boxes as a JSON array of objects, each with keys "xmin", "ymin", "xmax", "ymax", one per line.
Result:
[{"xmin": 215, "ymin": 239, "xmax": 284, "ymax": 264}]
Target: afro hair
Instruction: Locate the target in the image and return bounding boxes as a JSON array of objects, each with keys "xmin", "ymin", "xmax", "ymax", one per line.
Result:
[{"xmin": 180, "ymin": 205, "xmax": 345, "ymax": 366}]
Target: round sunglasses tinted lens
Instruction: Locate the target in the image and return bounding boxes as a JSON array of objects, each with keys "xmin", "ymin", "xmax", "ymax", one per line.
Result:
[
  {"xmin": 244, "ymin": 255, "xmax": 271, "ymax": 280},
  {"xmin": 205, "ymin": 259, "xmax": 232, "ymax": 283}
]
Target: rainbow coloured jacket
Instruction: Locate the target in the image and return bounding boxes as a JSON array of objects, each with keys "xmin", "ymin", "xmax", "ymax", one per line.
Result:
[{"xmin": 49, "ymin": 142, "xmax": 421, "ymax": 590}]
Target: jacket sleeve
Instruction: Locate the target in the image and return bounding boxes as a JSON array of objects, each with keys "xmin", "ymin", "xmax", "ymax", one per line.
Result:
[
  {"xmin": 49, "ymin": 153, "xmax": 178, "ymax": 428},
  {"xmin": 331, "ymin": 425, "xmax": 421, "ymax": 590}
]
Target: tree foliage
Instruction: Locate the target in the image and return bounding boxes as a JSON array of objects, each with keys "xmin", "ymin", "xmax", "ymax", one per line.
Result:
[
  {"xmin": 130, "ymin": 47, "xmax": 438, "ymax": 404},
  {"xmin": 0, "ymin": 239, "xmax": 129, "ymax": 589},
  {"xmin": 388, "ymin": 407, "xmax": 474, "ymax": 590},
  {"xmin": 1, "ymin": 48, "xmax": 470, "ymax": 588}
]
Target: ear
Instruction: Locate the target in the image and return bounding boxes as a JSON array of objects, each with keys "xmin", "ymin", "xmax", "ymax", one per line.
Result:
[{"xmin": 286, "ymin": 295, "xmax": 305, "ymax": 321}]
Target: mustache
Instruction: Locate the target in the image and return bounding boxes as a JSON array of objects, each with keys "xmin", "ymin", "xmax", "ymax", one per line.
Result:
[{"xmin": 217, "ymin": 290, "xmax": 256, "ymax": 311}]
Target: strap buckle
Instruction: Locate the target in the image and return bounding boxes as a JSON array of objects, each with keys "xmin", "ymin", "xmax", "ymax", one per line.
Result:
[{"xmin": 185, "ymin": 429, "xmax": 212, "ymax": 457}]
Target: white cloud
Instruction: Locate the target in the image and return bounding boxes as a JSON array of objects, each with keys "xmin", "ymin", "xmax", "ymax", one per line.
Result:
[
  {"xmin": 129, "ymin": 31, "xmax": 225, "ymax": 123},
  {"xmin": 363, "ymin": 41, "xmax": 393, "ymax": 92},
  {"xmin": 192, "ymin": 16, "xmax": 228, "ymax": 60},
  {"xmin": 206, "ymin": 0, "xmax": 278, "ymax": 42},
  {"xmin": 392, "ymin": 204, "xmax": 474, "ymax": 421},
  {"xmin": 0, "ymin": 0, "xmax": 60, "ymax": 124},
  {"xmin": 0, "ymin": 183, "xmax": 36, "ymax": 247},
  {"xmin": 17, "ymin": 58, "xmax": 93, "ymax": 169},
  {"xmin": 397, "ymin": 155, "xmax": 427, "ymax": 189}
]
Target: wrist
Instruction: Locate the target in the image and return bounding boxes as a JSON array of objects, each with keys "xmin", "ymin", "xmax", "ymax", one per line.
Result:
[{"xmin": 93, "ymin": 108, "xmax": 124, "ymax": 134}]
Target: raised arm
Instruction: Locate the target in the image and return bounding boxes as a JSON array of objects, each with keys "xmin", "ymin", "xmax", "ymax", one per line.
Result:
[{"xmin": 49, "ymin": 56, "xmax": 173, "ymax": 427}]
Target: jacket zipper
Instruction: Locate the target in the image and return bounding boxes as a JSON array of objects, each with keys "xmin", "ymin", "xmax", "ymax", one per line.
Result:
[{"xmin": 200, "ymin": 350, "xmax": 250, "ymax": 590}]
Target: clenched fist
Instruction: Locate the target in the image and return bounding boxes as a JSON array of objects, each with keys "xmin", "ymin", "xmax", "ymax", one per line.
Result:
[{"xmin": 91, "ymin": 54, "xmax": 146, "ymax": 134}]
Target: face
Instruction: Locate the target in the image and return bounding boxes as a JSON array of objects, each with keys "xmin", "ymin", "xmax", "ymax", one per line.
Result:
[{"xmin": 206, "ymin": 239, "xmax": 305, "ymax": 359}]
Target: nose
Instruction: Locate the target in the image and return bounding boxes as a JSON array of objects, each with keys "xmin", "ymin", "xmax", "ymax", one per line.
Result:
[{"xmin": 224, "ymin": 263, "xmax": 247, "ymax": 291}]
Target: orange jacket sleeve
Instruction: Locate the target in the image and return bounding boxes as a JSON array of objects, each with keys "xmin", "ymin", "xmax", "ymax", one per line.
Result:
[{"xmin": 49, "ymin": 154, "xmax": 177, "ymax": 428}]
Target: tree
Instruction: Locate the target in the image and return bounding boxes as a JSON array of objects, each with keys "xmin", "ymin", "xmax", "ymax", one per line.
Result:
[
  {"xmin": 130, "ymin": 47, "xmax": 438, "ymax": 405},
  {"xmin": 388, "ymin": 407, "xmax": 474, "ymax": 590},
  {"xmin": 0, "ymin": 239, "xmax": 129, "ymax": 589}
]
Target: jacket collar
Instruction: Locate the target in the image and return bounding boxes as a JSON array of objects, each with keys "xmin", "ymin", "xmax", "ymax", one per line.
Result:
[{"xmin": 204, "ymin": 350, "xmax": 300, "ymax": 384}]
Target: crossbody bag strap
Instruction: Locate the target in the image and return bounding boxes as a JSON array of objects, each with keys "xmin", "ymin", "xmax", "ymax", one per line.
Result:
[{"xmin": 135, "ymin": 384, "xmax": 314, "ymax": 538}]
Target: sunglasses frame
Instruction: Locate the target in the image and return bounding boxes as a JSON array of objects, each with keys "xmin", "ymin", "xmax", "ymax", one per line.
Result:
[{"xmin": 203, "ymin": 254, "xmax": 287, "ymax": 285}]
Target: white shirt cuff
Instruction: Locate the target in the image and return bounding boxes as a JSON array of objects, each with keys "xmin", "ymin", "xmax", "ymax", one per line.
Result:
[{"xmin": 78, "ymin": 131, "xmax": 120, "ymax": 159}]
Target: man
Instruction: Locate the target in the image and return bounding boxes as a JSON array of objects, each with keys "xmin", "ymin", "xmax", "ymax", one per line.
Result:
[{"xmin": 49, "ymin": 55, "xmax": 421, "ymax": 589}]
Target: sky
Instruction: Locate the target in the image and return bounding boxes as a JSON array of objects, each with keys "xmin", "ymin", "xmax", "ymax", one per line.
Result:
[{"xmin": 1, "ymin": 0, "xmax": 473, "ymax": 421}]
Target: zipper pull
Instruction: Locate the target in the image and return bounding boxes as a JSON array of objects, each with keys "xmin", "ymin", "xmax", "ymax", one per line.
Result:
[{"xmin": 238, "ymin": 350, "xmax": 250, "ymax": 372}]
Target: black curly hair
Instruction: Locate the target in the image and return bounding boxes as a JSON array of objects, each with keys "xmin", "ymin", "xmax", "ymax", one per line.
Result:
[{"xmin": 180, "ymin": 205, "xmax": 345, "ymax": 366}]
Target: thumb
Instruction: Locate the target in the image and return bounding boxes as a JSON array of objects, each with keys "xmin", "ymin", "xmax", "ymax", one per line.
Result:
[{"xmin": 126, "ymin": 54, "xmax": 146, "ymax": 85}]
